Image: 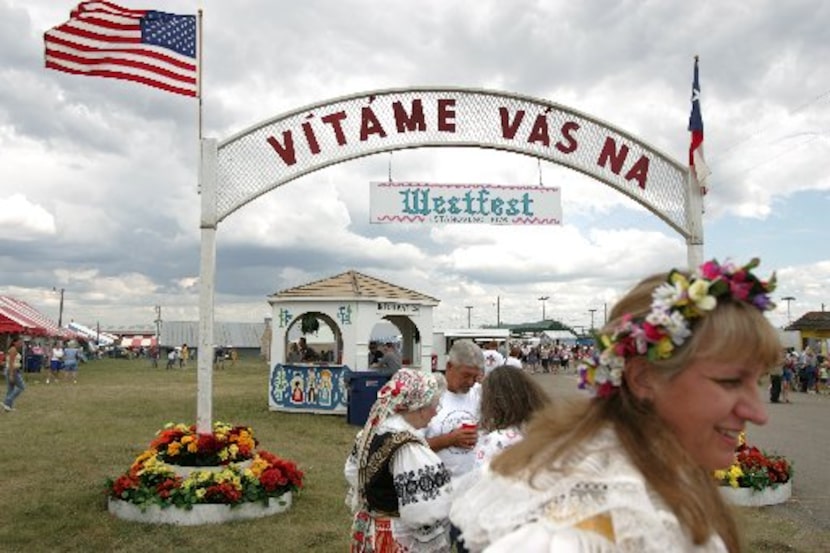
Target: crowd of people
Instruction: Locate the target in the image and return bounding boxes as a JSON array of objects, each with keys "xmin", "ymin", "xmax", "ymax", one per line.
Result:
[{"xmin": 344, "ymin": 257, "xmax": 789, "ymax": 552}]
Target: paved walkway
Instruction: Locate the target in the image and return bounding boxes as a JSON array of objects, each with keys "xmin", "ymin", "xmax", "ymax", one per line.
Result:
[{"xmin": 531, "ymin": 372, "xmax": 829, "ymax": 532}]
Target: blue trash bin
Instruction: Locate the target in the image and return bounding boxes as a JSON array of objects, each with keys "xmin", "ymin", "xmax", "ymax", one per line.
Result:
[
  {"xmin": 25, "ymin": 354, "xmax": 44, "ymax": 373},
  {"xmin": 346, "ymin": 371, "xmax": 391, "ymax": 426}
]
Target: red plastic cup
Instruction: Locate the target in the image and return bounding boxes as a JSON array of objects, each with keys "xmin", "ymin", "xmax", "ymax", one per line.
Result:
[{"xmin": 460, "ymin": 422, "xmax": 477, "ymax": 431}]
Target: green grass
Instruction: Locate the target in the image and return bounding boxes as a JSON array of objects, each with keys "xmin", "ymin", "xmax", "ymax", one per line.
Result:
[
  {"xmin": 0, "ymin": 358, "xmax": 356, "ymax": 552},
  {"xmin": 2, "ymin": 359, "xmax": 828, "ymax": 552}
]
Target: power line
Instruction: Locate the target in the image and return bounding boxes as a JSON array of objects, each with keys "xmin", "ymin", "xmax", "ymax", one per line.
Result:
[{"xmin": 714, "ymin": 87, "xmax": 830, "ymax": 160}]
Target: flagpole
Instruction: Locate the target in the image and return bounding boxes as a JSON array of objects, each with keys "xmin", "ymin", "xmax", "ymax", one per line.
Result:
[
  {"xmin": 197, "ymin": 8, "xmax": 203, "ymax": 142},
  {"xmin": 687, "ymin": 55, "xmax": 704, "ymax": 269}
]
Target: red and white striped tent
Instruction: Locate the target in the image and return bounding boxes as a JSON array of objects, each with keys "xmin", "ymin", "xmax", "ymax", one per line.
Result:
[
  {"xmin": 0, "ymin": 295, "xmax": 76, "ymax": 339},
  {"xmin": 119, "ymin": 335, "xmax": 157, "ymax": 348}
]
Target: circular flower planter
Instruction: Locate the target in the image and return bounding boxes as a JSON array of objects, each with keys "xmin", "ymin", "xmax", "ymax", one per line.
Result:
[
  {"xmin": 719, "ymin": 480, "xmax": 792, "ymax": 507},
  {"xmin": 108, "ymin": 492, "xmax": 292, "ymax": 525}
]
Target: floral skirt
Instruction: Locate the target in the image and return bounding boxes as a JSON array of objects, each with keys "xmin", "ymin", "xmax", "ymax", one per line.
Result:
[{"xmin": 351, "ymin": 513, "xmax": 410, "ymax": 553}]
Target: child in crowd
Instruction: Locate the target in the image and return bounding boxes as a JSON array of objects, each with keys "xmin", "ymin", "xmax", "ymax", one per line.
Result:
[{"xmin": 474, "ymin": 366, "xmax": 551, "ymax": 468}]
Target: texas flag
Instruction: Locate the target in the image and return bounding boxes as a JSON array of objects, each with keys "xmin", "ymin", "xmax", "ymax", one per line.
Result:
[{"xmin": 688, "ymin": 57, "xmax": 711, "ymax": 194}]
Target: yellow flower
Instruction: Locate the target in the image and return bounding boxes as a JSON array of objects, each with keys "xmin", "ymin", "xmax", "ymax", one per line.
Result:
[
  {"xmin": 187, "ymin": 442, "xmax": 199, "ymax": 453},
  {"xmin": 167, "ymin": 442, "xmax": 182, "ymax": 456},
  {"xmin": 688, "ymin": 279, "xmax": 716, "ymax": 311},
  {"xmin": 181, "ymin": 435, "xmax": 194, "ymax": 445},
  {"xmin": 669, "ymin": 273, "xmax": 691, "ymax": 307},
  {"xmin": 655, "ymin": 337, "xmax": 674, "ymax": 358},
  {"xmin": 195, "ymin": 488, "xmax": 206, "ymax": 499}
]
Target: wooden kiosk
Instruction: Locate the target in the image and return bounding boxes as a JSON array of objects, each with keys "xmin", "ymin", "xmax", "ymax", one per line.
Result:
[{"xmin": 267, "ymin": 270, "xmax": 439, "ymax": 414}]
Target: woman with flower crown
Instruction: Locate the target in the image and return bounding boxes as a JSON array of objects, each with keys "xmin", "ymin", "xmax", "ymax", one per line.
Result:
[
  {"xmin": 345, "ymin": 368, "xmax": 452, "ymax": 552},
  {"xmin": 450, "ymin": 258, "xmax": 781, "ymax": 553}
]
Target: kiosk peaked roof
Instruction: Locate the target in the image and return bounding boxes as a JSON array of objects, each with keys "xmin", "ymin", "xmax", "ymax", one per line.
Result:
[{"xmin": 271, "ymin": 270, "xmax": 439, "ymax": 304}]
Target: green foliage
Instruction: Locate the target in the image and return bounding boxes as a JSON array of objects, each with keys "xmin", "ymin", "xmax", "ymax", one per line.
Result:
[{"xmin": 300, "ymin": 313, "xmax": 320, "ymax": 334}]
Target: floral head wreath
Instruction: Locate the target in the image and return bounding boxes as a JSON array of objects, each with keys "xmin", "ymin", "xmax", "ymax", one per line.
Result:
[{"xmin": 579, "ymin": 258, "xmax": 776, "ymax": 398}]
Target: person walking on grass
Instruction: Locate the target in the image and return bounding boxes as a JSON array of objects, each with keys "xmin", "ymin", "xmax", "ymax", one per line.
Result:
[
  {"xmin": 47, "ymin": 340, "xmax": 64, "ymax": 384},
  {"xmin": 4, "ymin": 337, "xmax": 25, "ymax": 411},
  {"xmin": 63, "ymin": 340, "xmax": 80, "ymax": 384}
]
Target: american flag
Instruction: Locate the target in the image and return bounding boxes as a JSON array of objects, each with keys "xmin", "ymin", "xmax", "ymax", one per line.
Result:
[
  {"xmin": 688, "ymin": 57, "xmax": 711, "ymax": 194},
  {"xmin": 44, "ymin": 1, "xmax": 198, "ymax": 97}
]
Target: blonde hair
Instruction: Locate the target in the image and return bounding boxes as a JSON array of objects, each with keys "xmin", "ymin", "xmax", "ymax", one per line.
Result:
[{"xmin": 492, "ymin": 271, "xmax": 782, "ymax": 553}]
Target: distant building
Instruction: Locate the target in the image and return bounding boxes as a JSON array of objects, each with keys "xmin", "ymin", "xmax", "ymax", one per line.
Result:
[
  {"xmin": 102, "ymin": 321, "xmax": 268, "ymax": 359},
  {"xmin": 785, "ymin": 311, "xmax": 830, "ymax": 354}
]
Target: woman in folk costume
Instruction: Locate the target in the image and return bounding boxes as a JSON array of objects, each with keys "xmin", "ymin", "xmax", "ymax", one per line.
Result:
[
  {"xmin": 451, "ymin": 258, "xmax": 780, "ymax": 552},
  {"xmin": 345, "ymin": 369, "xmax": 452, "ymax": 552}
]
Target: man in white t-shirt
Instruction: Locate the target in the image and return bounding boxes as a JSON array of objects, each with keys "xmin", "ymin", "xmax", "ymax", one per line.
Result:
[
  {"xmin": 481, "ymin": 340, "xmax": 505, "ymax": 377},
  {"xmin": 425, "ymin": 339, "xmax": 484, "ymax": 480}
]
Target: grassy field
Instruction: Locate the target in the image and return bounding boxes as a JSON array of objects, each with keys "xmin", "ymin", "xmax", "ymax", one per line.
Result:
[
  {"xmin": 1, "ymin": 358, "xmax": 827, "ymax": 552},
  {"xmin": 0, "ymin": 358, "xmax": 356, "ymax": 552}
]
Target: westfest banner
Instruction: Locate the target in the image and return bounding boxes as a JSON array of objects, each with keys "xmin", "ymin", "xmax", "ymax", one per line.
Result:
[{"xmin": 370, "ymin": 182, "xmax": 561, "ymax": 225}]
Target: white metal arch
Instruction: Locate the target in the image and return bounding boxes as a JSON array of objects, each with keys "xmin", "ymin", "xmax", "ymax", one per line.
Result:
[
  {"xmin": 194, "ymin": 87, "xmax": 705, "ymax": 432},
  {"xmin": 214, "ymin": 87, "xmax": 701, "ymax": 243}
]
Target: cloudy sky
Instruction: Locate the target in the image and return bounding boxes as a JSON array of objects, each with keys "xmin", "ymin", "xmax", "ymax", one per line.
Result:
[{"xmin": 1, "ymin": 0, "xmax": 828, "ymax": 335}]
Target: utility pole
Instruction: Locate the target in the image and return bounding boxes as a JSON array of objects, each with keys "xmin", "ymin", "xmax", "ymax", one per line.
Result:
[
  {"xmin": 781, "ymin": 296, "xmax": 796, "ymax": 324},
  {"xmin": 495, "ymin": 296, "xmax": 501, "ymax": 327},
  {"xmin": 465, "ymin": 306, "xmax": 474, "ymax": 328},
  {"xmin": 53, "ymin": 287, "xmax": 65, "ymax": 328},
  {"xmin": 589, "ymin": 308, "xmax": 597, "ymax": 330},
  {"xmin": 538, "ymin": 296, "xmax": 550, "ymax": 321},
  {"xmin": 154, "ymin": 305, "xmax": 163, "ymax": 344}
]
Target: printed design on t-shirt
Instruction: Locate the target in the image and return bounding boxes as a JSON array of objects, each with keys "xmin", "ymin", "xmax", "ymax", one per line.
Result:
[
  {"xmin": 484, "ymin": 351, "xmax": 501, "ymax": 370},
  {"xmin": 438, "ymin": 409, "xmax": 477, "ymax": 455}
]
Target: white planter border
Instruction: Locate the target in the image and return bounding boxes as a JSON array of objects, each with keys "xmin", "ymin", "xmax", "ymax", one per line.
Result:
[
  {"xmin": 108, "ymin": 492, "xmax": 292, "ymax": 526},
  {"xmin": 719, "ymin": 480, "xmax": 792, "ymax": 507}
]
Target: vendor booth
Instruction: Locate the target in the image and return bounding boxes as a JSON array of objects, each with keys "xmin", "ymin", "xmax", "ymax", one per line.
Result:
[{"xmin": 267, "ymin": 271, "xmax": 439, "ymax": 414}]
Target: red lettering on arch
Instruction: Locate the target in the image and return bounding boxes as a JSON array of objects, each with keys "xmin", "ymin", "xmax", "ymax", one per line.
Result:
[
  {"xmin": 596, "ymin": 137, "xmax": 629, "ymax": 175},
  {"xmin": 437, "ymin": 99, "xmax": 456, "ymax": 132},
  {"xmin": 321, "ymin": 111, "xmax": 348, "ymax": 145},
  {"xmin": 625, "ymin": 155, "xmax": 650, "ymax": 189},
  {"xmin": 555, "ymin": 121, "xmax": 579, "ymax": 154},
  {"xmin": 527, "ymin": 115, "xmax": 551, "ymax": 146},
  {"xmin": 359, "ymin": 106, "xmax": 387, "ymax": 141},
  {"xmin": 499, "ymin": 107, "xmax": 525, "ymax": 139},
  {"xmin": 266, "ymin": 131, "xmax": 296, "ymax": 166},
  {"xmin": 392, "ymin": 99, "xmax": 426, "ymax": 132}
]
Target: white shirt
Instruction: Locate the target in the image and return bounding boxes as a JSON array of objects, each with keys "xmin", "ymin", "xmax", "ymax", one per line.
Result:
[
  {"xmin": 504, "ymin": 356, "xmax": 523, "ymax": 369},
  {"xmin": 424, "ymin": 385, "xmax": 482, "ymax": 479},
  {"xmin": 483, "ymin": 350, "xmax": 505, "ymax": 375},
  {"xmin": 473, "ymin": 427, "xmax": 523, "ymax": 469}
]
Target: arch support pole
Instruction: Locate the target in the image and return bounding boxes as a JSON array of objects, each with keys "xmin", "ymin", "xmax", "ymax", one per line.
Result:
[{"xmin": 197, "ymin": 138, "xmax": 218, "ymax": 434}]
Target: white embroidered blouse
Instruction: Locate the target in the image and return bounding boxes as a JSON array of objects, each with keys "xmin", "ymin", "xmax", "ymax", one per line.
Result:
[
  {"xmin": 450, "ymin": 427, "xmax": 728, "ymax": 553},
  {"xmin": 345, "ymin": 415, "xmax": 452, "ymax": 552}
]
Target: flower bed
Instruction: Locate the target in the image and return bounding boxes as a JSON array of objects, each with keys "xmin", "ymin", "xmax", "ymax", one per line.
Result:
[
  {"xmin": 714, "ymin": 432, "xmax": 792, "ymax": 507},
  {"xmin": 106, "ymin": 422, "xmax": 303, "ymax": 524}
]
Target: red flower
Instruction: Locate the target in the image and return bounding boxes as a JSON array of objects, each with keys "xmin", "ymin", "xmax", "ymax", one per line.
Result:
[
  {"xmin": 155, "ymin": 477, "xmax": 181, "ymax": 499},
  {"xmin": 111, "ymin": 474, "xmax": 139, "ymax": 496}
]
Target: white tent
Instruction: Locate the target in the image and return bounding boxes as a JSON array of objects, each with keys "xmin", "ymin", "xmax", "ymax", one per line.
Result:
[
  {"xmin": 67, "ymin": 321, "xmax": 117, "ymax": 345},
  {"xmin": 540, "ymin": 330, "xmax": 578, "ymax": 345}
]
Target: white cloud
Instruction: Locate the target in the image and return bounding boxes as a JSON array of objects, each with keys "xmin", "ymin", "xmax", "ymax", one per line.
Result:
[
  {"xmin": 0, "ymin": 0, "xmax": 827, "ymax": 338},
  {"xmin": 0, "ymin": 193, "xmax": 56, "ymax": 237}
]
